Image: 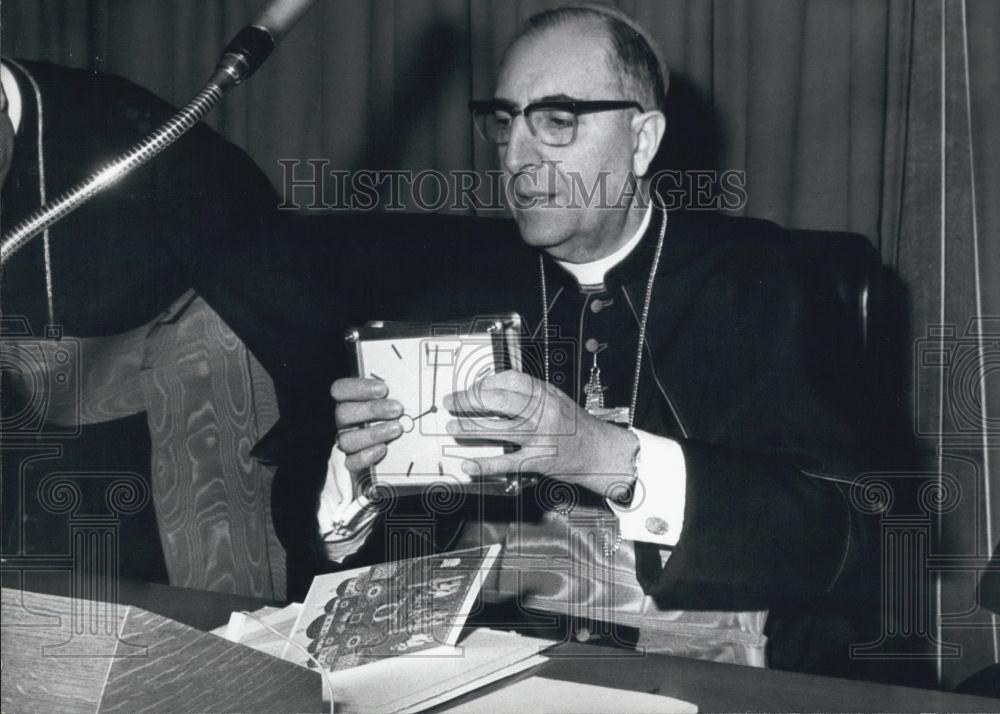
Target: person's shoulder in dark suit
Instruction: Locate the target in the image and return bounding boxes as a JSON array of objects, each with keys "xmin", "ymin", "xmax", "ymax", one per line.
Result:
[{"xmin": 3, "ymin": 59, "xmax": 278, "ymax": 337}]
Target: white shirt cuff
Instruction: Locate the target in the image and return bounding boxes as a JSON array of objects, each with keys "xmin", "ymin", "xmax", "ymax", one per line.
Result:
[
  {"xmin": 607, "ymin": 428, "xmax": 686, "ymax": 547},
  {"xmin": 317, "ymin": 445, "xmax": 378, "ymax": 562}
]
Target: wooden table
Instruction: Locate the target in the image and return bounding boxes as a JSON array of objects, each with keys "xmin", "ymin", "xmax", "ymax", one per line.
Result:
[{"xmin": 8, "ymin": 572, "xmax": 997, "ymax": 713}]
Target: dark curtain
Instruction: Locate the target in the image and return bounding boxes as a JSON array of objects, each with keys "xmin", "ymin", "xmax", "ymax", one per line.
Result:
[
  {"xmin": 0, "ymin": 0, "xmax": 905, "ymax": 238},
  {"xmin": 2, "ymin": 0, "xmax": 997, "ymax": 688},
  {"xmin": 892, "ymin": 0, "xmax": 999, "ymax": 689}
]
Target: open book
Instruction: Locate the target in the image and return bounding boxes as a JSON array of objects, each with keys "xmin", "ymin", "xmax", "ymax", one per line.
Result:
[
  {"xmin": 283, "ymin": 545, "xmax": 501, "ymax": 672},
  {"xmin": 220, "ymin": 605, "xmax": 553, "ymax": 713},
  {"xmin": 216, "ymin": 544, "xmax": 696, "ymax": 714}
]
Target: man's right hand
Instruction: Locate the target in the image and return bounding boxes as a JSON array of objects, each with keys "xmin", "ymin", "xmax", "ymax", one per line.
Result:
[{"xmin": 331, "ymin": 377, "xmax": 404, "ymax": 474}]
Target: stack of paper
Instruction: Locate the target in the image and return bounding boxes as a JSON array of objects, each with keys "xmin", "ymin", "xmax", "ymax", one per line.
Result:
[
  {"xmin": 213, "ymin": 603, "xmax": 303, "ymax": 659},
  {"xmin": 218, "ymin": 614, "xmax": 551, "ymax": 713},
  {"xmin": 332, "ymin": 628, "xmax": 551, "ymax": 714},
  {"xmin": 214, "ymin": 546, "xmax": 555, "ymax": 712}
]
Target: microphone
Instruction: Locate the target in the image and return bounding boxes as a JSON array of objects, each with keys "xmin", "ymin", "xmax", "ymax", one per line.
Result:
[{"xmin": 213, "ymin": 0, "xmax": 317, "ymax": 86}]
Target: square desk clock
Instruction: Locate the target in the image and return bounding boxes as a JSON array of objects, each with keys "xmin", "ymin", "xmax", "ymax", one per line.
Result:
[{"xmin": 345, "ymin": 313, "xmax": 535, "ymax": 497}]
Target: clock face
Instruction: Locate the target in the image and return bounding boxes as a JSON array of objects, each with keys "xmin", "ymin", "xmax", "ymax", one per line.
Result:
[{"xmin": 357, "ymin": 335, "xmax": 509, "ymax": 488}]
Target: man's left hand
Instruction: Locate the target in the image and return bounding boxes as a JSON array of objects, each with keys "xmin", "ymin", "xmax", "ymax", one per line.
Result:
[{"xmin": 443, "ymin": 370, "xmax": 638, "ymax": 498}]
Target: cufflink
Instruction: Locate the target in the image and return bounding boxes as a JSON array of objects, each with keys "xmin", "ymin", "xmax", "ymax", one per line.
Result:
[
  {"xmin": 644, "ymin": 516, "xmax": 669, "ymax": 535},
  {"xmin": 321, "ymin": 521, "xmax": 349, "ymax": 539}
]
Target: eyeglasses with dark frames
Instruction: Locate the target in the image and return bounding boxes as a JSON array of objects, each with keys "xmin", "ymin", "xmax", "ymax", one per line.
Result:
[{"xmin": 468, "ymin": 99, "xmax": 644, "ymax": 147}]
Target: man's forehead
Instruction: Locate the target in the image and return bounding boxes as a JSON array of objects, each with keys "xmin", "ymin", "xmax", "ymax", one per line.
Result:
[{"xmin": 495, "ymin": 22, "xmax": 621, "ymax": 102}]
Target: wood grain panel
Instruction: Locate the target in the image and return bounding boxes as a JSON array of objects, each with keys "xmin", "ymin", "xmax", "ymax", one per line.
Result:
[
  {"xmin": 101, "ymin": 605, "xmax": 321, "ymax": 713},
  {"xmin": 140, "ymin": 293, "xmax": 285, "ymax": 599},
  {"xmin": 1, "ymin": 324, "xmax": 148, "ymax": 428},
  {"xmin": 248, "ymin": 348, "xmax": 286, "ymax": 600},
  {"xmin": 1, "ymin": 587, "xmax": 119, "ymax": 714},
  {"xmin": 74, "ymin": 325, "xmax": 150, "ymax": 425},
  {"xmin": 5, "ymin": 290, "xmax": 286, "ymax": 598},
  {"xmin": 2, "ymin": 587, "xmax": 321, "ymax": 714}
]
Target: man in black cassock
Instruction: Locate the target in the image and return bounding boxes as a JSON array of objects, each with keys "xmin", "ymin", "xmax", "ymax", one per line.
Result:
[
  {"xmin": 0, "ymin": 59, "xmax": 276, "ymax": 336},
  {"xmin": 0, "ymin": 14, "xmax": 891, "ymax": 681},
  {"xmin": 160, "ymin": 6, "xmax": 887, "ymax": 680},
  {"xmin": 0, "ymin": 58, "xmax": 277, "ymax": 577}
]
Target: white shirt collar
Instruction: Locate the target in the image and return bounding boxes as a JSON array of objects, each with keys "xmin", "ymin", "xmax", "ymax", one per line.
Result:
[
  {"xmin": 1, "ymin": 63, "xmax": 23, "ymax": 134},
  {"xmin": 555, "ymin": 204, "xmax": 654, "ymax": 288}
]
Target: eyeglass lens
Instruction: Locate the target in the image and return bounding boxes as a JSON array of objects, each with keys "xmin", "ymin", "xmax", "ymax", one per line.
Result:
[{"xmin": 476, "ymin": 107, "xmax": 577, "ymax": 147}]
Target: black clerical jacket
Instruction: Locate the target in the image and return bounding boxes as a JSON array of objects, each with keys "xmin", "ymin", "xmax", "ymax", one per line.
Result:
[
  {"xmin": 1, "ymin": 59, "xmax": 276, "ymax": 337},
  {"xmin": 166, "ymin": 206, "xmax": 883, "ymax": 679},
  {"xmin": 0, "ymin": 60, "xmax": 279, "ymax": 581},
  {"xmin": 0, "ymin": 60, "xmax": 891, "ymax": 682}
]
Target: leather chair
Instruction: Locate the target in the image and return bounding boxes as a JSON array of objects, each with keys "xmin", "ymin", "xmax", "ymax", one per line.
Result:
[{"xmin": 783, "ymin": 228, "xmax": 881, "ymax": 359}]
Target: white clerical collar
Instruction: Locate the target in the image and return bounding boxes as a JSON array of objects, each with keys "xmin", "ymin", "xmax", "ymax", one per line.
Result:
[
  {"xmin": 555, "ymin": 203, "xmax": 653, "ymax": 288},
  {"xmin": 1, "ymin": 63, "xmax": 23, "ymax": 134}
]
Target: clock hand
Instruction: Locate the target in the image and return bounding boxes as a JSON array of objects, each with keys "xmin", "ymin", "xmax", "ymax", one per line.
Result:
[
  {"xmin": 413, "ymin": 405, "xmax": 438, "ymax": 420},
  {"xmin": 431, "ymin": 344, "xmax": 440, "ymax": 409},
  {"xmin": 410, "ymin": 344, "xmax": 441, "ymax": 422}
]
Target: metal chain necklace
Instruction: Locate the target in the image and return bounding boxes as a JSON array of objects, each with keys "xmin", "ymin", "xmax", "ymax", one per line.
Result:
[
  {"xmin": 6, "ymin": 60, "xmax": 55, "ymax": 327},
  {"xmin": 538, "ymin": 207, "xmax": 669, "ymax": 557}
]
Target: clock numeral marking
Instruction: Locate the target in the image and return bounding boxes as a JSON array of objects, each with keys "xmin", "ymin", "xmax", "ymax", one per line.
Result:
[
  {"xmin": 438, "ymin": 462, "xmax": 444, "ymax": 476},
  {"xmin": 369, "ymin": 371, "xmax": 383, "ymax": 381},
  {"xmin": 406, "ymin": 461, "xmax": 414, "ymax": 478},
  {"xmin": 392, "ymin": 344, "xmax": 402, "ymax": 359}
]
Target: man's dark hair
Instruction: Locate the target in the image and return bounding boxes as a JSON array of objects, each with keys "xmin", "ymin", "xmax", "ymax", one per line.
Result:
[{"xmin": 515, "ymin": 5, "xmax": 669, "ymax": 112}]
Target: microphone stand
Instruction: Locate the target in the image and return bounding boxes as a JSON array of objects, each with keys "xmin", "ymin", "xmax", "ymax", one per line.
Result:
[
  {"xmin": 1, "ymin": 76, "xmax": 227, "ymax": 266},
  {"xmin": 0, "ymin": 7, "xmax": 310, "ymax": 266}
]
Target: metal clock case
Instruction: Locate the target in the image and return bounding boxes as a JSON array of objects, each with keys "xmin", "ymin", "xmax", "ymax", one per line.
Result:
[{"xmin": 344, "ymin": 313, "xmax": 533, "ymax": 498}]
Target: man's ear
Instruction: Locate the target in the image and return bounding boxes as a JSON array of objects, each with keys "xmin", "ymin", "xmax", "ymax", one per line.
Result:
[{"xmin": 631, "ymin": 110, "xmax": 666, "ymax": 178}]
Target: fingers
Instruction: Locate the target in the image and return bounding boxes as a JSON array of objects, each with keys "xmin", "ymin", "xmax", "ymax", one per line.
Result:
[
  {"xmin": 344, "ymin": 443, "xmax": 388, "ymax": 474},
  {"xmin": 337, "ymin": 420, "xmax": 403, "ymax": 454},
  {"xmin": 446, "ymin": 414, "xmax": 534, "ymax": 441},
  {"xmin": 460, "ymin": 445, "xmax": 555, "ymax": 477},
  {"xmin": 336, "ymin": 398, "xmax": 403, "ymax": 429},
  {"xmin": 332, "ymin": 377, "xmax": 403, "ymax": 429},
  {"xmin": 461, "ymin": 454, "xmax": 520, "ymax": 478},
  {"xmin": 480, "ymin": 369, "xmax": 538, "ymax": 395},
  {"xmin": 331, "ymin": 377, "xmax": 403, "ymax": 470},
  {"xmin": 444, "ymin": 386, "xmax": 536, "ymax": 420},
  {"xmin": 331, "ymin": 377, "xmax": 388, "ymax": 402},
  {"xmin": 443, "ymin": 371, "xmax": 554, "ymax": 420}
]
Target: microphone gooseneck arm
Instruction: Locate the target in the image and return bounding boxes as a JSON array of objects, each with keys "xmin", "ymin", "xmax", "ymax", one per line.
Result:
[
  {"xmin": 0, "ymin": 82, "xmax": 228, "ymax": 266},
  {"xmin": 0, "ymin": 0, "xmax": 316, "ymax": 267}
]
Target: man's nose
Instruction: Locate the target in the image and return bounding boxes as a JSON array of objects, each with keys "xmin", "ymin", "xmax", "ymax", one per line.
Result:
[{"xmin": 500, "ymin": 114, "xmax": 542, "ymax": 175}]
